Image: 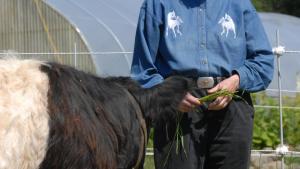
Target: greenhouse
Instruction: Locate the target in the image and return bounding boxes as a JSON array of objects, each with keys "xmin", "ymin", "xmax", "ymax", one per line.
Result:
[
  {"xmin": 0, "ymin": 0, "xmax": 300, "ymax": 168},
  {"xmin": 1, "ymin": 0, "xmax": 300, "ymax": 86},
  {"xmin": 0, "ymin": 0, "xmax": 143, "ymax": 75}
]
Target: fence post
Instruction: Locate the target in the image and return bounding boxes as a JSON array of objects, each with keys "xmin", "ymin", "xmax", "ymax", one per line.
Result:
[
  {"xmin": 74, "ymin": 43, "xmax": 77, "ymax": 68},
  {"xmin": 274, "ymin": 29, "xmax": 285, "ymax": 169}
]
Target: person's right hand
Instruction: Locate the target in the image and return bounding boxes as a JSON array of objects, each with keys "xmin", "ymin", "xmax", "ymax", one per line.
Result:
[{"xmin": 178, "ymin": 92, "xmax": 202, "ymax": 112}]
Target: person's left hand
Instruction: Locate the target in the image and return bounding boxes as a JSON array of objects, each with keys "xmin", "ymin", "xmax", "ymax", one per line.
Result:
[{"xmin": 207, "ymin": 74, "xmax": 240, "ymax": 110}]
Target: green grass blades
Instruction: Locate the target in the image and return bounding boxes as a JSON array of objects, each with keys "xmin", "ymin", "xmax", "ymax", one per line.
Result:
[{"xmin": 198, "ymin": 89, "xmax": 242, "ymax": 103}]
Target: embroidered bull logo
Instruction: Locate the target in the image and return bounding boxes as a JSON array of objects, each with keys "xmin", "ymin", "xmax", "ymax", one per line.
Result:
[
  {"xmin": 166, "ymin": 10, "xmax": 183, "ymax": 37},
  {"xmin": 218, "ymin": 13, "xmax": 236, "ymax": 38}
]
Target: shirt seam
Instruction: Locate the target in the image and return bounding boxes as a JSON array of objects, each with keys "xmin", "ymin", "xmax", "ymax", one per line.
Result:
[{"xmin": 141, "ymin": 7, "xmax": 162, "ymax": 25}]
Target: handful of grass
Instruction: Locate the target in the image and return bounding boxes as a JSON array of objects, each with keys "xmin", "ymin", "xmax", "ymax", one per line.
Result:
[
  {"xmin": 198, "ymin": 89, "xmax": 241, "ymax": 103},
  {"xmin": 163, "ymin": 89, "xmax": 243, "ymax": 166}
]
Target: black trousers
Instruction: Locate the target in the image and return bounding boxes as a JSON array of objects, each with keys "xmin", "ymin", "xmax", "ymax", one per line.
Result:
[{"xmin": 153, "ymin": 92, "xmax": 254, "ymax": 169}]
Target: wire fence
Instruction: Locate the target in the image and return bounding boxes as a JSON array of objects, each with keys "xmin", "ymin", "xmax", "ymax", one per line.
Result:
[
  {"xmin": 1, "ymin": 32, "xmax": 300, "ymax": 169},
  {"xmin": 271, "ymin": 30, "xmax": 300, "ymax": 169}
]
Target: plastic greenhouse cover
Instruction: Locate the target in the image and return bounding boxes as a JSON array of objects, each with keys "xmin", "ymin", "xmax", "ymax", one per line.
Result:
[{"xmin": 45, "ymin": 0, "xmax": 300, "ymax": 91}]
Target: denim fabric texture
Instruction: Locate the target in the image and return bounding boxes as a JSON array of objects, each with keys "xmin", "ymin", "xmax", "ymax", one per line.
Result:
[{"xmin": 130, "ymin": 0, "xmax": 274, "ymax": 92}]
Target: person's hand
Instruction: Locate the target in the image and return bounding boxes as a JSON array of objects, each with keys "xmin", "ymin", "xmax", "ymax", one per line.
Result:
[
  {"xmin": 207, "ymin": 74, "xmax": 240, "ymax": 110},
  {"xmin": 178, "ymin": 92, "xmax": 202, "ymax": 112}
]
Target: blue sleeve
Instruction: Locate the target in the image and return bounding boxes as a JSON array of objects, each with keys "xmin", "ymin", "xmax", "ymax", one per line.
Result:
[
  {"xmin": 130, "ymin": 1, "xmax": 163, "ymax": 88},
  {"xmin": 233, "ymin": 1, "xmax": 274, "ymax": 92}
]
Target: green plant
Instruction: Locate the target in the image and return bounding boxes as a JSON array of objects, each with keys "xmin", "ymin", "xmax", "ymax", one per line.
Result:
[{"xmin": 252, "ymin": 92, "xmax": 300, "ymax": 151}]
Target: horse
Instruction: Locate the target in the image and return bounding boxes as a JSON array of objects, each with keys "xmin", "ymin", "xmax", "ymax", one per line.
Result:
[
  {"xmin": 218, "ymin": 13, "xmax": 236, "ymax": 38},
  {"xmin": 0, "ymin": 58, "xmax": 195, "ymax": 169},
  {"xmin": 166, "ymin": 10, "xmax": 183, "ymax": 37}
]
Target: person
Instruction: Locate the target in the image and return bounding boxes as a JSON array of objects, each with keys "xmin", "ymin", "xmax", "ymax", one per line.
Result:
[{"xmin": 130, "ymin": 0, "xmax": 274, "ymax": 168}]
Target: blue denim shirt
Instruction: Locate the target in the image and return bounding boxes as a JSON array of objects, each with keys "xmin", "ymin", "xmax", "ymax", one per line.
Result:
[{"xmin": 130, "ymin": 0, "xmax": 274, "ymax": 92}]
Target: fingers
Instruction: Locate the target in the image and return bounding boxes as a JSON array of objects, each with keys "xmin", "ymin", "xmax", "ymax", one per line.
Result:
[
  {"xmin": 179, "ymin": 76, "xmax": 238, "ymax": 112},
  {"xmin": 208, "ymin": 96, "xmax": 232, "ymax": 110},
  {"xmin": 178, "ymin": 101, "xmax": 193, "ymax": 112},
  {"xmin": 207, "ymin": 84, "xmax": 221, "ymax": 94},
  {"xmin": 185, "ymin": 93, "xmax": 202, "ymax": 106},
  {"xmin": 206, "ymin": 75, "xmax": 239, "ymax": 111},
  {"xmin": 178, "ymin": 92, "xmax": 202, "ymax": 112}
]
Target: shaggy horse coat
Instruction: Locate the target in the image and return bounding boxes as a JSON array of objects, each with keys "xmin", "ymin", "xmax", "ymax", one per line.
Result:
[{"xmin": 0, "ymin": 59, "xmax": 195, "ymax": 169}]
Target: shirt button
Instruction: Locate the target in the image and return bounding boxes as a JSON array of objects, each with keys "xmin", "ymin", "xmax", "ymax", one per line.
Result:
[
  {"xmin": 199, "ymin": 8, "xmax": 203, "ymax": 12},
  {"xmin": 201, "ymin": 43, "xmax": 206, "ymax": 48}
]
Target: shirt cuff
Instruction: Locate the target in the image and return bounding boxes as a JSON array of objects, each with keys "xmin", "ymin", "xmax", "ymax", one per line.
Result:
[
  {"xmin": 142, "ymin": 75, "xmax": 164, "ymax": 88},
  {"xmin": 232, "ymin": 67, "xmax": 248, "ymax": 91}
]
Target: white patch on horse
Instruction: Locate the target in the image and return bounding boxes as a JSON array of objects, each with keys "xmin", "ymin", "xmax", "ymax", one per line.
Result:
[
  {"xmin": 166, "ymin": 10, "xmax": 183, "ymax": 38},
  {"xmin": 0, "ymin": 59, "xmax": 49, "ymax": 169},
  {"xmin": 218, "ymin": 13, "xmax": 236, "ymax": 38}
]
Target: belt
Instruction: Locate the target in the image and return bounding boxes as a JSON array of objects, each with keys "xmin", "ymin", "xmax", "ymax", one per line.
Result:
[{"xmin": 196, "ymin": 77, "xmax": 226, "ymax": 89}]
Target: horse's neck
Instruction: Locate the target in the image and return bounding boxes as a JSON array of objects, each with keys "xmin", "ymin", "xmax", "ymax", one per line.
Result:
[
  {"xmin": 219, "ymin": 18, "xmax": 224, "ymax": 23},
  {"xmin": 167, "ymin": 14, "xmax": 172, "ymax": 20}
]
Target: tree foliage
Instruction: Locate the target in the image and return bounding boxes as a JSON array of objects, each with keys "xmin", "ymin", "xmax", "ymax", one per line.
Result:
[{"xmin": 252, "ymin": 0, "xmax": 300, "ymax": 17}]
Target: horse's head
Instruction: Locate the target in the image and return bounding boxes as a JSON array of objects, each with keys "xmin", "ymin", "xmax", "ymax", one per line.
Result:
[
  {"xmin": 218, "ymin": 17, "xmax": 225, "ymax": 24},
  {"xmin": 167, "ymin": 10, "xmax": 176, "ymax": 20},
  {"xmin": 225, "ymin": 13, "xmax": 230, "ymax": 20}
]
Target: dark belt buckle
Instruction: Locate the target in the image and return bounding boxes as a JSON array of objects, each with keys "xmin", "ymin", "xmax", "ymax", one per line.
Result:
[{"xmin": 197, "ymin": 77, "xmax": 214, "ymax": 89}]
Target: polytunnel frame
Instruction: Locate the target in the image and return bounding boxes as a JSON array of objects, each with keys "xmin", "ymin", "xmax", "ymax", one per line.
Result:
[
  {"xmin": 67, "ymin": 0, "xmax": 131, "ymax": 67},
  {"xmin": 42, "ymin": 0, "xmax": 98, "ymax": 73},
  {"xmin": 45, "ymin": 0, "xmax": 134, "ymax": 75}
]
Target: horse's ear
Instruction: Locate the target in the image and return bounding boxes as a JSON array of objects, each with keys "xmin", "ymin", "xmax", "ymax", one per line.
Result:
[{"xmin": 225, "ymin": 13, "xmax": 230, "ymax": 19}]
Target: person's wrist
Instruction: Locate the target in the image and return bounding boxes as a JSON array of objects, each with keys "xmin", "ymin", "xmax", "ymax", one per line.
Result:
[{"xmin": 231, "ymin": 74, "xmax": 240, "ymax": 90}]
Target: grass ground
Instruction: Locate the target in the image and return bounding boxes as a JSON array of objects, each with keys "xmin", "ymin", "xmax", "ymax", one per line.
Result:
[{"xmin": 144, "ymin": 156, "xmax": 155, "ymax": 169}]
